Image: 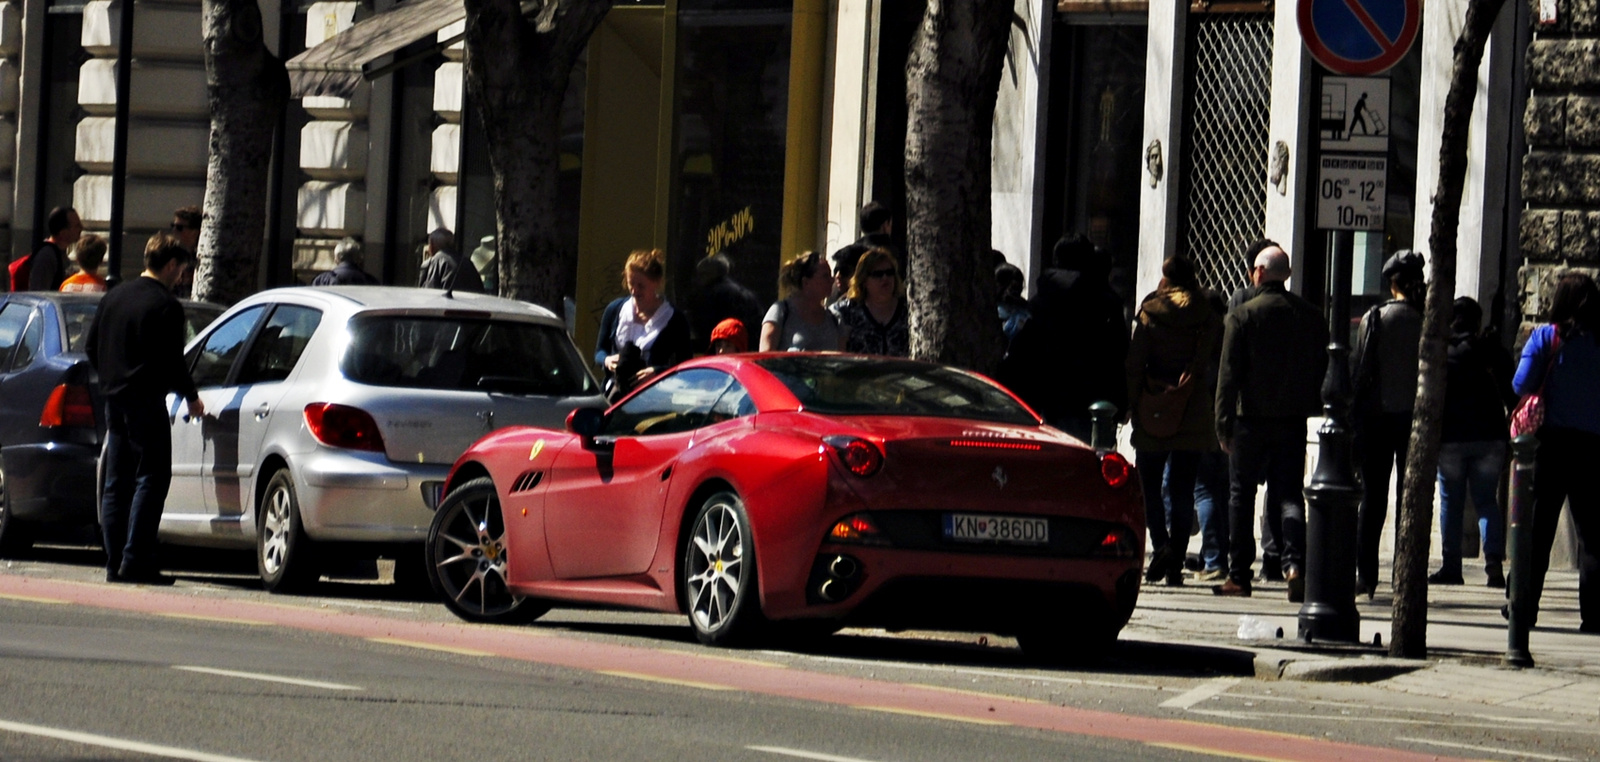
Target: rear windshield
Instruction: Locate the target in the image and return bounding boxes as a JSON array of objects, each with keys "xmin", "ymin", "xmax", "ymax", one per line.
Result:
[
  {"xmin": 755, "ymin": 356, "xmax": 1038, "ymax": 425},
  {"xmin": 61, "ymin": 302, "xmax": 225, "ymax": 352},
  {"xmin": 342, "ymin": 316, "xmax": 598, "ymax": 396}
]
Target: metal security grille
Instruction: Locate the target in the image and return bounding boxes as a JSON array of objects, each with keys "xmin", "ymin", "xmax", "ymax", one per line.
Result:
[{"xmin": 1181, "ymin": 14, "xmax": 1273, "ymax": 296}]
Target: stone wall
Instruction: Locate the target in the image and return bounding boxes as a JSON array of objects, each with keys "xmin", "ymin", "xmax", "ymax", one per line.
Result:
[{"xmin": 1520, "ymin": 0, "xmax": 1600, "ymax": 337}]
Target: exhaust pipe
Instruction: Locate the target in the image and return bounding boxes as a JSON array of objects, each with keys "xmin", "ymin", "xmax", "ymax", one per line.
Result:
[
  {"xmin": 828, "ymin": 555, "xmax": 858, "ymax": 579},
  {"xmin": 818, "ymin": 578, "xmax": 847, "ymax": 602}
]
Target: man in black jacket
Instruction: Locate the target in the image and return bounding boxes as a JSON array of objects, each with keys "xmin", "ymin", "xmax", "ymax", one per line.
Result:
[
  {"xmin": 311, "ymin": 238, "xmax": 379, "ymax": 286},
  {"xmin": 1213, "ymin": 245, "xmax": 1328, "ymax": 599},
  {"xmin": 86, "ymin": 233, "xmax": 203, "ymax": 585},
  {"xmin": 25, "ymin": 206, "xmax": 82, "ymax": 291}
]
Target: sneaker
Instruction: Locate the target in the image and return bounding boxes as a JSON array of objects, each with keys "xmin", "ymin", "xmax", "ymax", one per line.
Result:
[
  {"xmin": 1427, "ymin": 569, "xmax": 1464, "ymax": 585},
  {"xmin": 1286, "ymin": 567, "xmax": 1305, "ymax": 603},
  {"xmin": 1212, "ymin": 579, "xmax": 1252, "ymax": 597},
  {"xmin": 1196, "ymin": 568, "xmax": 1228, "ymax": 583},
  {"xmin": 1145, "ymin": 547, "xmax": 1173, "ymax": 583},
  {"xmin": 1485, "ymin": 564, "xmax": 1506, "ymax": 589}
]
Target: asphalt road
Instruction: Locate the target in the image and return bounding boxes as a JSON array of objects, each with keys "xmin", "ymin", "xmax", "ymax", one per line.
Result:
[{"xmin": 0, "ymin": 544, "xmax": 1595, "ymax": 762}]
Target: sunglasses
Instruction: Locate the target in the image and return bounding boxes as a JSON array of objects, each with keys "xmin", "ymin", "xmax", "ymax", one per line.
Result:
[{"xmin": 866, "ymin": 268, "xmax": 896, "ymax": 279}]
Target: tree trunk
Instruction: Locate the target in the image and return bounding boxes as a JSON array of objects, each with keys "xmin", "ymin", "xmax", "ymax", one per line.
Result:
[
  {"xmin": 902, "ymin": 0, "xmax": 1012, "ymax": 373},
  {"xmin": 462, "ymin": 0, "xmax": 610, "ymax": 311},
  {"xmin": 1391, "ymin": 0, "xmax": 1506, "ymax": 659},
  {"xmin": 193, "ymin": 0, "xmax": 287, "ymax": 305}
]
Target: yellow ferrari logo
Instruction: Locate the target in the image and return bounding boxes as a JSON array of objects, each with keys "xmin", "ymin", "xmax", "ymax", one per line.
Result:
[
  {"xmin": 714, "ymin": 559, "xmax": 723, "ymax": 574},
  {"xmin": 529, "ymin": 439, "xmax": 545, "ymax": 461}
]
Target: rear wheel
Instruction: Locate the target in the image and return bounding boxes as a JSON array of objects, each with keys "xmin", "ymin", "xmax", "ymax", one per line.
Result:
[
  {"xmin": 426, "ymin": 477, "xmax": 548, "ymax": 624},
  {"xmin": 257, "ymin": 470, "xmax": 321, "ymax": 592},
  {"xmin": 681, "ymin": 491, "xmax": 763, "ymax": 646},
  {"xmin": 0, "ymin": 462, "xmax": 33, "ymax": 558}
]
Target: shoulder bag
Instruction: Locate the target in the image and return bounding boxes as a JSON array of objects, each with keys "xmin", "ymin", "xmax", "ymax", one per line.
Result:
[{"xmin": 1509, "ymin": 325, "xmax": 1561, "ymax": 438}]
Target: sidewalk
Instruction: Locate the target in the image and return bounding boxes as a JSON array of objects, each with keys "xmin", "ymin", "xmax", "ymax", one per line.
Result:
[{"xmin": 1123, "ymin": 557, "xmax": 1600, "ymax": 717}]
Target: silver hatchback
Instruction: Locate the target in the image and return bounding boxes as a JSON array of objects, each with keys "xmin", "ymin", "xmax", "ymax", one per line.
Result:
[{"xmin": 158, "ymin": 286, "xmax": 604, "ymax": 591}]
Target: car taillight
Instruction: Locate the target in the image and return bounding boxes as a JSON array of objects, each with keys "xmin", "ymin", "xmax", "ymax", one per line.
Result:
[
  {"xmin": 822, "ymin": 435, "xmax": 884, "ymax": 477},
  {"xmin": 827, "ymin": 513, "xmax": 888, "ymax": 545},
  {"xmin": 303, "ymin": 403, "xmax": 385, "ymax": 452},
  {"xmin": 40, "ymin": 384, "xmax": 95, "ymax": 428},
  {"xmin": 1100, "ymin": 452, "xmax": 1131, "ymax": 488},
  {"xmin": 1094, "ymin": 526, "xmax": 1138, "ymax": 558}
]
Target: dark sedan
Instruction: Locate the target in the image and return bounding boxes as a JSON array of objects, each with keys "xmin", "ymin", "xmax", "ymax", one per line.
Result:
[{"xmin": 0, "ymin": 291, "xmax": 222, "ymax": 555}]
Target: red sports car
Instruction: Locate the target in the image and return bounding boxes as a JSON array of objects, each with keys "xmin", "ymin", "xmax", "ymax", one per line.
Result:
[{"xmin": 425, "ymin": 353, "xmax": 1143, "ymax": 659}]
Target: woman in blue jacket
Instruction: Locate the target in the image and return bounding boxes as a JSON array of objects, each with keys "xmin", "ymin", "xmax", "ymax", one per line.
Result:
[{"xmin": 1513, "ymin": 272, "xmax": 1600, "ymax": 633}]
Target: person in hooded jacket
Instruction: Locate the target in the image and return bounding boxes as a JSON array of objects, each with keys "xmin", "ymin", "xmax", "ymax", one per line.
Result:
[
  {"xmin": 1126, "ymin": 255, "xmax": 1223, "ymax": 586},
  {"xmin": 998, "ymin": 234, "xmax": 1128, "ymax": 442}
]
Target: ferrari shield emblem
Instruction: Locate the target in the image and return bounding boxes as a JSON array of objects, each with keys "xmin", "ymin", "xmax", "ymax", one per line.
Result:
[{"xmin": 992, "ymin": 466, "xmax": 1008, "ymax": 489}]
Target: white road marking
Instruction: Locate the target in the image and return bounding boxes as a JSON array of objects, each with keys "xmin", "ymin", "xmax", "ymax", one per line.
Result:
[
  {"xmin": 1395, "ymin": 736, "xmax": 1578, "ymax": 761},
  {"xmin": 173, "ymin": 666, "xmax": 361, "ymax": 691},
  {"xmin": 793, "ymin": 654, "xmax": 1158, "ymax": 691},
  {"xmin": 1159, "ymin": 677, "xmax": 1240, "ymax": 709},
  {"xmin": 748, "ymin": 745, "xmax": 886, "ymax": 762},
  {"xmin": 0, "ymin": 718, "xmax": 263, "ymax": 762}
]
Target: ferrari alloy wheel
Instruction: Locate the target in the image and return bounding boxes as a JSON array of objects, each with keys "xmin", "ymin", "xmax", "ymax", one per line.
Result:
[
  {"xmin": 427, "ymin": 477, "xmax": 548, "ymax": 624},
  {"xmin": 682, "ymin": 491, "xmax": 761, "ymax": 646},
  {"xmin": 257, "ymin": 470, "xmax": 320, "ymax": 593},
  {"xmin": 0, "ymin": 462, "xmax": 33, "ymax": 558}
]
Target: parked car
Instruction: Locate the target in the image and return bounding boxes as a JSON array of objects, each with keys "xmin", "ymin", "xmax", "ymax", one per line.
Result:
[
  {"xmin": 0, "ymin": 292, "xmax": 222, "ymax": 556},
  {"xmin": 159, "ymin": 286, "xmax": 604, "ymax": 592},
  {"xmin": 425, "ymin": 353, "xmax": 1143, "ymax": 659}
]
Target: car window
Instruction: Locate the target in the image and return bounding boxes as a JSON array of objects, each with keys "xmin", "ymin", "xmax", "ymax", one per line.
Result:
[
  {"xmin": 341, "ymin": 316, "xmax": 597, "ymax": 396},
  {"xmin": 754, "ymin": 355, "xmax": 1039, "ymax": 425},
  {"xmin": 62, "ymin": 303, "xmax": 96, "ymax": 352},
  {"xmin": 10, "ymin": 309, "xmax": 42, "ymax": 370},
  {"xmin": 602, "ymin": 369, "xmax": 733, "ymax": 437},
  {"xmin": 236, "ymin": 305, "xmax": 323, "ymax": 386},
  {"xmin": 0, "ymin": 303, "xmax": 32, "ymax": 371},
  {"xmin": 709, "ymin": 378, "xmax": 756, "ymax": 422},
  {"xmin": 189, "ymin": 305, "xmax": 267, "ymax": 388},
  {"xmin": 184, "ymin": 304, "xmax": 225, "ymax": 343}
]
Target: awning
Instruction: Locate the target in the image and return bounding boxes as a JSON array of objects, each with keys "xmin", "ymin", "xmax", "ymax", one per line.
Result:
[{"xmin": 286, "ymin": 0, "xmax": 465, "ymax": 99}]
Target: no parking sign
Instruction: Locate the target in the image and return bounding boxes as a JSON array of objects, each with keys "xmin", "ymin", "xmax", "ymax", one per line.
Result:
[{"xmin": 1298, "ymin": 0, "xmax": 1421, "ymax": 75}]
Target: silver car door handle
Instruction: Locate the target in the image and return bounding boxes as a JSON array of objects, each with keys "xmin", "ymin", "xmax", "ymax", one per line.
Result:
[{"xmin": 254, "ymin": 404, "xmax": 270, "ymax": 420}]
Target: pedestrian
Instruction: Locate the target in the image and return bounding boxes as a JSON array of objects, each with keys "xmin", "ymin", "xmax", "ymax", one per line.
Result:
[
  {"xmin": 12, "ymin": 206, "xmax": 82, "ymax": 292},
  {"xmin": 1511, "ymin": 271, "xmax": 1600, "ymax": 633},
  {"xmin": 834, "ymin": 247, "xmax": 909, "ymax": 357},
  {"xmin": 995, "ymin": 262, "xmax": 1031, "ymax": 349},
  {"xmin": 686, "ymin": 252, "xmax": 763, "ymax": 353},
  {"xmin": 828, "ymin": 201, "xmax": 900, "ymax": 306},
  {"xmin": 1212, "ymin": 245, "xmax": 1327, "ymax": 600},
  {"xmin": 1432, "ymin": 296, "xmax": 1515, "ymax": 587},
  {"xmin": 171, "ymin": 206, "xmax": 202, "ymax": 298},
  {"xmin": 1126, "ymin": 255, "xmax": 1223, "ymax": 586},
  {"xmin": 85, "ymin": 232, "xmax": 203, "ymax": 585},
  {"xmin": 417, "ymin": 228, "xmax": 484, "ymax": 293},
  {"xmin": 761, "ymin": 250, "xmax": 842, "ymax": 352},
  {"xmin": 997, "ymin": 233, "xmax": 1128, "ymax": 443},
  {"xmin": 1351, "ymin": 250, "xmax": 1425, "ymax": 599},
  {"xmin": 311, "ymin": 237, "xmax": 379, "ymax": 286},
  {"xmin": 1231, "ymin": 239, "xmax": 1286, "ymax": 581},
  {"xmin": 709, "ymin": 318, "xmax": 749, "ymax": 354},
  {"xmin": 60, "ymin": 234, "xmax": 108, "ymax": 293},
  {"xmin": 595, "ymin": 249, "xmax": 691, "ymax": 402}
]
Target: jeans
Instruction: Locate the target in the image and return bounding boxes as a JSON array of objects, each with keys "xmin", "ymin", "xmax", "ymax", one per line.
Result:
[
  {"xmin": 1436, "ymin": 440, "xmax": 1507, "ymax": 575},
  {"xmin": 1193, "ymin": 450, "xmax": 1231, "ymax": 571},
  {"xmin": 1357, "ymin": 411, "xmax": 1412, "ymax": 590},
  {"xmin": 101, "ymin": 393, "xmax": 174, "ymax": 577},
  {"xmin": 1522, "ymin": 427, "xmax": 1600, "ymax": 628},
  {"xmin": 1138, "ymin": 449, "xmax": 1198, "ymax": 555},
  {"xmin": 1224, "ymin": 417, "xmax": 1308, "ymax": 585}
]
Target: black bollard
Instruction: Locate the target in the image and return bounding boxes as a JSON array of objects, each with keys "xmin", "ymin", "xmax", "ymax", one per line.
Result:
[
  {"xmin": 1505, "ymin": 433, "xmax": 1539, "ymax": 668},
  {"xmin": 1088, "ymin": 401, "xmax": 1117, "ymax": 454}
]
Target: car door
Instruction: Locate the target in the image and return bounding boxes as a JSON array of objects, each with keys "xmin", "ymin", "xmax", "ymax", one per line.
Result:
[
  {"xmin": 542, "ymin": 368, "xmax": 734, "ymax": 579},
  {"xmin": 0, "ymin": 303, "xmax": 42, "ymax": 448},
  {"xmin": 165, "ymin": 305, "xmax": 267, "ymax": 535},
  {"xmin": 204, "ymin": 304, "xmax": 323, "ymax": 521}
]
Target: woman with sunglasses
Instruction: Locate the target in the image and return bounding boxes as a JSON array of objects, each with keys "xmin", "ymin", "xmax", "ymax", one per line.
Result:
[{"xmin": 833, "ymin": 247, "xmax": 909, "ymax": 357}]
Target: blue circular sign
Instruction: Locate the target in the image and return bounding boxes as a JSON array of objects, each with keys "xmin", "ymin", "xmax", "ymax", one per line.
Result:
[{"xmin": 1298, "ymin": 0, "xmax": 1421, "ymax": 76}]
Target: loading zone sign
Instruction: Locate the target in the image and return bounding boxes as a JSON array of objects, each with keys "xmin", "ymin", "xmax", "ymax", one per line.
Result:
[
  {"xmin": 1319, "ymin": 76, "xmax": 1389, "ymax": 153},
  {"xmin": 1318, "ymin": 155, "xmax": 1386, "ymax": 230}
]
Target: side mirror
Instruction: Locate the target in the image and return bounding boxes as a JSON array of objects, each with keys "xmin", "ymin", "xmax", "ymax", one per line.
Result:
[{"xmin": 566, "ymin": 406, "xmax": 606, "ymax": 447}]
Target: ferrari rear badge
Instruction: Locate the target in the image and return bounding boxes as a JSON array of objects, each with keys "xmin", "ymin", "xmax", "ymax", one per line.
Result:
[{"xmin": 992, "ymin": 466, "xmax": 1008, "ymax": 489}]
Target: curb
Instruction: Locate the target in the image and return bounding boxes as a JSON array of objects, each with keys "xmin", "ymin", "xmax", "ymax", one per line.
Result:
[{"xmin": 1251, "ymin": 648, "xmax": 1429, "ymax": 682}]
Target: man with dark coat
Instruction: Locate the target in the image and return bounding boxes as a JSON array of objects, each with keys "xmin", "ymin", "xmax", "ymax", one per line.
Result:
[
  {"xmin": 1213, "ymin": 245, "xmax": 1328, "ymax": 600},
  {"xmin": 312, "ymin": 238, "xmax": 379, "ymax": 286},
  {"xmin": 86, "ymin": 233, "xmax": 203, "ymax": 585},
  {"xmin": 25, "ymin": 207, "xmax": 83, "ymax": 292},
  {"xmin": 417, "ymin": 228, "xmax": 483, "ymax": 293},
  {"xmin": 997, "ymin": 234, "xmax": 1128, "ymax": 442},
  {"xmin": 686, "ymin": 252, "xmax": 763, "ymax": 352}
]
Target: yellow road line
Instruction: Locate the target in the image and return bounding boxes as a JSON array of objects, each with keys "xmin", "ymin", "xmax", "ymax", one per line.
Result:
[
  {"xmin": 158, "ymin": 612, "xmax": 269, "ymax": 626},
  {"xmin": 852, "ymin": 705, "xmax": 1010, "ymax": 726},
  {"xmin": 596, "ymin": 670, "xmax": 735, "ymax": 691},
  {"xmin": 680, "ymin": 652, "xmax": 788, "ymax": 669},
  {"xmin": 0, "ymin": 593, "xmax": 68, "ymax": 605},
  {"xmin": 1146, "ymin": 742, "xmax": 1298, "ymax": 762},
  {"xmin": 366, "ymin": 637, "xmax": 495, "ymax": 658},
  {"xmin": 908, "ymin": 683, "xmax": 1046, "ymax": 705}
]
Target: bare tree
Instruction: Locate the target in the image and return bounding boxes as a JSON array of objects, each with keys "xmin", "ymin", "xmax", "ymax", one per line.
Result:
[
  {"xmin": 1391, "ymin": 0, "xmax": 1507, "ymax": 659},
  {"xmin": 193, "ymin": 0, "xmax": 288, "ymax": 305},
  {"xmin": 462, "ymin": 0, "xmax": 611, "ymax": 310},
  {"xmin": 902, "ymin": 0, "xmax": 1013, "ymax": 372}
]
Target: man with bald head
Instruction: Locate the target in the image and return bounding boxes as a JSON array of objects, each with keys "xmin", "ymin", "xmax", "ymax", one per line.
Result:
[{"xmin": 1212, "ymin": 244, "xmax": 1328, "ymax": 599}]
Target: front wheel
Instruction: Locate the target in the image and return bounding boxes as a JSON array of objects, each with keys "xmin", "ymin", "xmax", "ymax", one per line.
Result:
[
  {"xmin": 681, "ymin": 491, "xmax": 763, "ymax": 646},
  {"xmin": 257, "ymin": 470, "xmax": 321, "ymax": 592},
  {"xmin": 426, "ymin": 477, "xmax": 548, "ymax": 624}
]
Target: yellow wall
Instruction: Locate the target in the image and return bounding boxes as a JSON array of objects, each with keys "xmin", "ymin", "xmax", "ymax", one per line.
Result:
[{"xmin": 779, "ymin": 0, "xmax": 828, "ymax": 262}]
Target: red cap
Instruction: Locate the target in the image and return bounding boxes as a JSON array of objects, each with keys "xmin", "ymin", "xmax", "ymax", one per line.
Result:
[{"xmin": 709, "ymin": 318, "xmax": 749, "ymax": 353}]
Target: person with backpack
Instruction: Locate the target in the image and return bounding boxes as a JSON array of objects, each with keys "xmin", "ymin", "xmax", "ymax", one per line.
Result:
[
  {"xmin": 11, "ymin": 206, "xmax": 82, "ymax": 292},
  {"xmin": 760, "ymin": 250, "xmax": 842, "ymax": 352}
]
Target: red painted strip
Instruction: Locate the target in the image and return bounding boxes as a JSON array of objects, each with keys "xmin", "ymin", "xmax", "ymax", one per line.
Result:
[
  {"xmin": 0, "ymin": 574, "xmax": 1465, "ymax": 762},
  {"xmin": 1342, "ymin": 0, "xmax": 1397, "ymax": 47}
]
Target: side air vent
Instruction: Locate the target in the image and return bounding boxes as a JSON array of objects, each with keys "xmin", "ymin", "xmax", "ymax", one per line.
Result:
[{"xmin": 510, "ymin": 470, "xmax": 545, "ymax": 493}]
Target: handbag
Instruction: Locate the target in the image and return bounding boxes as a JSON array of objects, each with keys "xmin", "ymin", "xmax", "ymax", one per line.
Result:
[
  {"xmin": 1138, "ymin": 372, "xmax": 1196, "ymax": 439},
  {"xmin": 1509, "ymin": 326, "xmax": 1561, "ymax": 438}
]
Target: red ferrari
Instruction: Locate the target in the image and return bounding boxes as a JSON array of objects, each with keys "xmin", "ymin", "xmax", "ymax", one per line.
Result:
[{"xmin": 425, "ymin": 353, "xmax": 1143, "ymax": 659}]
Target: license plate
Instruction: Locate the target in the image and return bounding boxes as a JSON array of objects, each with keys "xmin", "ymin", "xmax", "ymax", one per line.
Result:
[{"xmin": 943, "ymin": 514, "xmax": 1049, "ymax": 545}]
